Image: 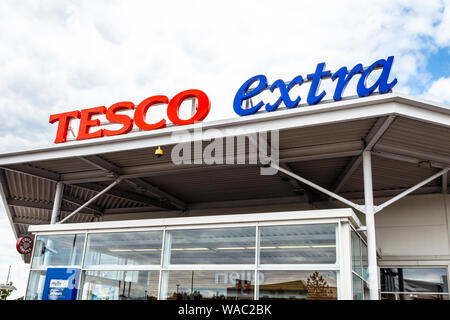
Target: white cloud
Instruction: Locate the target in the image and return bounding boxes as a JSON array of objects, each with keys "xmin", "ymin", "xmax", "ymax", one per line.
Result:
[
  {"xmin": 424, "ymin": 76, "xmax": 450, "ymax": 103},
  {"xmin": 0, "ymin": 0, "xmax": 449, "ymax": 299}
]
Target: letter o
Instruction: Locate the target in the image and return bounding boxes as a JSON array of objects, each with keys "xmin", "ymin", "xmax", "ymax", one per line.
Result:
[{"xmin": 167, "ymin": 89, "xmax": 210, "ymax": 126}]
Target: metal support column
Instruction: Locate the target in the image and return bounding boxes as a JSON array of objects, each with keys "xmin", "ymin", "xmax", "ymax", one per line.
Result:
[
  {"xmin": 58, "ymin": 178, "xmax": 122, "ymax": 224},
  {"xmin": 50, "ymin": 182, "xmax": 64, "ymax": 224},
  {"xmin": 362, "ymin": 150, "xmax": 379, "ymax": 300}
]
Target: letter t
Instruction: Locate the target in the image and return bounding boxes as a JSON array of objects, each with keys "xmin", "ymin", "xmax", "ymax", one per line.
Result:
[
  {"xmin": 306, "ymin": 62, "xmax": 331, "ymax": 105},
  {"xmin": 49, "ymin": 111, "xmax": 81, "ymax": 143}
]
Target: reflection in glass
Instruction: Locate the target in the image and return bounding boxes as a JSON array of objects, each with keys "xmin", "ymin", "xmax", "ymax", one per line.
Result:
[
  {"xmin": 361, "ymin": 242, "xmax": 368, "ymax": 281},
  {"xmin": 25, "ymin": 270, "xmax": 46, "ymax": 300},
  {"xmin": 381, "ymin": 293, "xmax": 449, "ymax": 300},
  {"xmin": 167, "ymin": 227, "xmax": 255, "ymax": 264},
  {"xmin": 259, "ymin": 224, "xmax": 336, "ymax": 264},
  {"xmin": 381, "ymin": 268, "xmax": 448, "ymax": 293},
  {"xmin": 352, "ymin": 274, "xmax": 363, "ymax": 300},
  {"xmin": 31, "ymin": 234, "xmax": 85, "ymax": 268},
  {"xmin": 84, "ymin": 231, "xmax": 163, "ymax": 267},
  {"xmin": 363, "ymin": 281, "xmax": 369, "ymax": 300},
  {"xmin": 80, "ymin": 270, "xmax": 159, "ymax": 300},
  {"xmin": 258, "ymin": 271, "xmax": 337, "ymax": 300},
  {"xmin": 351, "ymin": 231, "xmax": 362, "ymax": 276},
  {"xmin": 163, "ymin": 270, "xmax": 254, "ymax": 300}
]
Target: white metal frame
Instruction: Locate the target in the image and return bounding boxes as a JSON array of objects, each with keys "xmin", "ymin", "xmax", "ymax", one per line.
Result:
[
  {"xmin": 26, "ymin": 209, "xmax": 360, "ymax": 300},
  {"xmin": 349, "ymin": 224, "xmax": 371, "ymax": 300}
]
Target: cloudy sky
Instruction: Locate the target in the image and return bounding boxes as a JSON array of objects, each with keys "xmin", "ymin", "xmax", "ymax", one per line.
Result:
[{"xmin": 0, "ymin": 0, "xmax": 450, "ymax": 299}]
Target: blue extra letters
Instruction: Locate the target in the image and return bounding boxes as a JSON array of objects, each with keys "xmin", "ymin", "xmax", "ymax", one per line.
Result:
[{"xmin": 233, "ymin": 56, "xmax": 398, "ymax": 116}]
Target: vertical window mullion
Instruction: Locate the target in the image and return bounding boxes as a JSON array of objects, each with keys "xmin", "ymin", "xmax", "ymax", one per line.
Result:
[
  {"xmin": 158, "ymin": 227, "xmax": 167, "ymax": 300},
  {"xmin": 254, "ymin": 224, "xmax": 260, "ymax": 300}
]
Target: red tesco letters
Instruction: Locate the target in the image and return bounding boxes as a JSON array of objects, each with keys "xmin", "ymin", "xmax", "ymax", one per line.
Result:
[{"xmin": 49, "ymin": 89, "xmax": 211, "ymax": 143}]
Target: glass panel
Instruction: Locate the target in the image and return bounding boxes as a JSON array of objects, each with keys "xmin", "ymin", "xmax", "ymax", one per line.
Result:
[
  {"xmin": 361, "ymin": 242, "xmax": 368, "ymax": 281},
  {"xmin": 380, "ymin": 293, "xmax": 396, "ymax": 300},
  {"xmin": 351, "ymin": 230, "xmax": 362, "ymax": 276},
  {"xmin": 258, "ymin": 271, "xmax": 338, "ymax": 300},
  {"xmin": 363, "ymin": 281, "xmax": 370, "ymax": 300},
  {"xmin": 259, "ymin": 224, "xmax": 336, "ymax": 264},
  {"xmin": 25, "ymin": 270, "xmax": 47, "ymax": 300},
  {"xmin": 84, "ymin": 231, "xmax": 163, "ymax": 267},
  {"xmin": 162, "ymin": 270, "xmax": 254, "ymax": 300},
  {"xmin": 167, "ymin": 227, "xmax": 255, "ymax": 265},
  {"xmin": 352, "ymin": 274, "xmax": 363, "ymax": 300},
  {"xmin": 80, "ymin": 270, "xmax": 159, "ymax": 300},
  {"xmin": 381, "ymin": 293, "xmax": 449, "ymax": 300},
  {"xmin": 380, "ymin": 268, "xmax": 448, "ymax": 293},
  {"xmin": 31, "ymin": 234, "xmax": 85, "ymax": 268}
]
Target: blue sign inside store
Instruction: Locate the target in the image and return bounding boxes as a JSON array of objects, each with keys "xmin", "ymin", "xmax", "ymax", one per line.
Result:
[
  {"xmin": 42, "ymin": 268, "xmax": 81, "ymax": 300},
  {"xmin": 233, "ymin": 56, "xmax": 398, "ymax": 116}
]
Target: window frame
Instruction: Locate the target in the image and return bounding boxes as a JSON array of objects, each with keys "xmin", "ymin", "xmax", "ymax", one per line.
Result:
[
  {"xmin": 27, "ymin": 215, "xmax": 348, "ymax": 300},
  {"xmin": 379, "ymin": 265, "xmax": 450, "ymax": 300}
]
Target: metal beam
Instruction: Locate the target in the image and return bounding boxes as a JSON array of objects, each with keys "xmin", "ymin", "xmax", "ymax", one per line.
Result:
[
  {"xmin": 278, "ymin": 163, "xmax": 316, "ymax": 206},
  {"xmin": 362, "ymin": 150, "xmax": 379, "ymax": 300},
  {"xmin": 58, "ymin": 178, "xmax": 122, "ymax": 224},
  {"xmin": 339, "ymin": 186, "xmax": 442, "ymax": 199},
  {"xmin": 375, "ymin": 167, "xmax": 450, "ymax": 213},
  {"xmin": 78, "ymin": 155, "xmax": 121, "ymax": 176},
  {"xmin": 279, "ymin": 141, "xmax": 363, "ymax": 163},
  {"xmin": 332, "ymin": 156, "xmax": 363, "ymax": 194},
  {"xmin": 443, "ymin": 173, "xmax": 448, "ymax": 194},
  {"xmin": 76, "ymin": 182, "xmax": 173, "ymax": 210},
  {"xmin": 372, "ymin": 151, "xmax": 446, "ymax": 169},
  {"xmin": 332, "ymin": 116, "xmax": 396, "ymax": 193},
  {"xmin": 80, "ymin": 155, "xmax": 186, "ymax": 211},
  {"xmin": 364, "ymin": 115, "xmax": 396, "ymax": 151},
  {"xmin": 103, "ymin": 206, "xmax": 164, "ymax": 214},
  {"xmin": 124, "ymin": 179, "xmax": 187, "ymax": 210},
  {"xmin": 269, "ymin": 161, "xmax": 365, "ymax": 213},
  {"xmin": 61, "ymin": 163, "xmax": 244, "ymax": 184},
  {"xmin": 62, "ymin": 193, "xmax": 104, "ymax": 216},
  {"xmin": 374, "ymin": 143, "xmax": 450, "ymax": 167},
  {"xmin": 50, "ymin": 182, "xmax": 64, "ymax": 224},
  {"xmin": 188, "ymin": 196, "xmax": 306, "ymax": 210}
]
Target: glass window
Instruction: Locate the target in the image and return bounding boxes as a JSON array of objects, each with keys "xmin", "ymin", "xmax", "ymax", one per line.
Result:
[
  {"xmin": 79, "ymin": 270, "xmax": 159, "ymax": 300},
  {"xmin": 381, "ymin": 268, "xmax": 448, "ymax": 293},
  {"xmin": 351, "ymin": 230, "xmax": 362, "ymax": 276},
  {"xmin": 25, "ymin": 270, "xmax": 47, "ymax": 300},
  {"xmin": 259, "ymin": 224, "xmax": 336, "ymax": 264},
  {"xmin": 31, "ymin": 234, "xmax": 85, "ymax": 268},
  {"xmin": 352, "ymin": 274, "xmax": 363, "ymax": 300},
  {"xmin": 381, "ymin": 293, "xmax": 449, "ymax": 300},
  {"xmin": 258, "ymin": 271, "xmax": 337, "ymax": 300},
  {"xmin": 361, "ymin": 242, "xmax": 368, "ymax": 281},
  {"xmin": 84, "ymin": 231, "xmax": 163, "ymax": 267},
  {"xmin": 162, "ymin": 270, "xmax": 254, "ymax": 300},
  {"xmin": 167, "ymin": 227, "xmax": 255, "ymax": 265}
]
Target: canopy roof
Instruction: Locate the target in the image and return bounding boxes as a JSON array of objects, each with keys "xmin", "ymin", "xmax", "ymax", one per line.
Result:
[{"xmin": 0, "ymin": 93, "xmax": 449, "ymax": 262}]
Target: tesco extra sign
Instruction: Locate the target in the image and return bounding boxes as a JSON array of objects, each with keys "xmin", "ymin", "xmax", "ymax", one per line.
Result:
[
  {"xmin": 49, "ymin": 56, "xmax": 397, "ymax": 143},
  {"xmin": 233, "ymin": 56, "xmax": 397, "ymax": 116},
  {"xmin": 49, "ymin": 89, "xmax": 210, "ymax": 143}
]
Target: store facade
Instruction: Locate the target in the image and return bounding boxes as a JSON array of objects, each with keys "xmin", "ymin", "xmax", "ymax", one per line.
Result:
[
  {"xmin": 0, "ymin": 57, "xmax": 449, "ymax": 300},
  {"xmin": 25, "ymin": 210, "xmax": 363, "ymax": 300}
]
